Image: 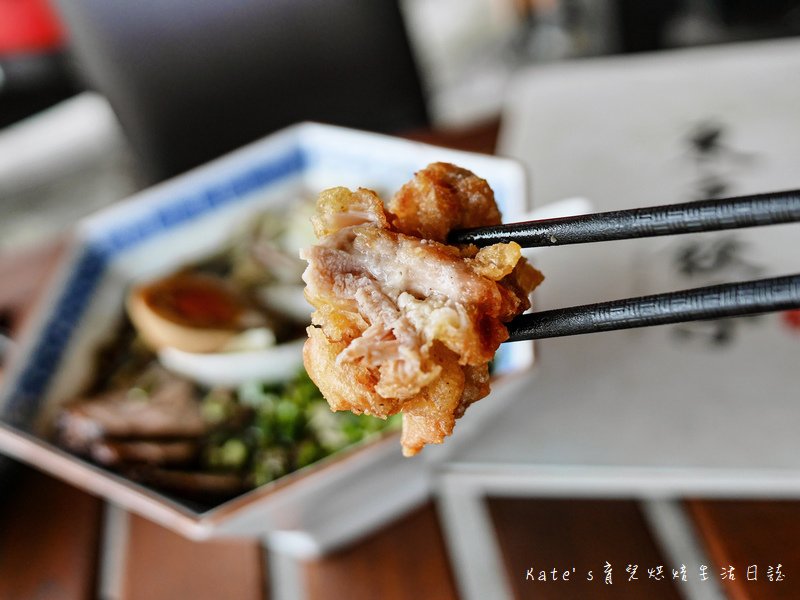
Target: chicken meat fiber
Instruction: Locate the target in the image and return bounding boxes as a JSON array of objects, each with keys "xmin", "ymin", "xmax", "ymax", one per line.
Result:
[{"xmin": 300, "ymin": 163, "xmax": 543, "ymax": 456}]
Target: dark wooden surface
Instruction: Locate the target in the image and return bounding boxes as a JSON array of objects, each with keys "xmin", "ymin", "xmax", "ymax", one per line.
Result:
[
  {"xmin": 5, "ymin": 467, "xmax": 800, "ymax": 599},
  {"xmin": 488, "ymin": 497, "xmax": 683, "ymax": 600},
  {"xmin": 400, "ymin": 119, "xmax": 500, "ymax": 156},
  {"xmin": 687, "ymin": 500, "xmax": 800, "ymax": 600},
  {"xmin": 0, "ymin": 236, "xmax": 66, "ymax": 335},
  {"xmin": 0, "ymin": 467, "xmax": 102, "ymax": 600},
  {"xmin": 304, "ymin": 503, "xmax": 459, "ymax": 600},
  {"xmin": 123, "ymin": 513, "xmax": 265, "ymax": 600}
]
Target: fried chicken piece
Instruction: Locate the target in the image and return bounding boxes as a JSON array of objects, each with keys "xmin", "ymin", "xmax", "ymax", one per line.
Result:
[
  {"xmin": 400, "ymin": 342, "xmax": 464, "ymax": 456},
  {"xmin": 301, "ymin": 163, "xmax": 542, "ymax": 456},
  {"xmin": 304, "ymin": 326, "xmax": 403, "ymax": 417}
]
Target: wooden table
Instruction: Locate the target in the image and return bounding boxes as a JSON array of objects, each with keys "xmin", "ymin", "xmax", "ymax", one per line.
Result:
[
  {"xmin": 1, "ymin": 122, "xmax": 799, "ymax": 599},
  {"xmin": 2, "ymin": 463, "xmax": 799, "ymax": 600}
]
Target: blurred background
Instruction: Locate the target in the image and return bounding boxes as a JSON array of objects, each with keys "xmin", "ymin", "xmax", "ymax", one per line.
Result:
[
  {"xmin": 1, "ymin": 0, "xmax": 800, "ymax": 252},
  {"xmin": 2, "ymin": 2, "xmax": 800, "ymax": 599},
  {"xmin": 6, "ymin": 0, "xmax": 800, "ymax": 132},
  {"xmin": 2, "ymin": 0, "xmax": 800, "ymax": 253}
]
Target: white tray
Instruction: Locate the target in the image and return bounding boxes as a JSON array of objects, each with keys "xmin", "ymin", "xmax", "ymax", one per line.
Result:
[{"xmin": 437, "ymin": 38, "xmax": 800, "ymax": 600}]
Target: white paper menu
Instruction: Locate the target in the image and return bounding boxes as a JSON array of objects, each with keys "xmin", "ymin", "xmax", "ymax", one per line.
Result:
[{"xmin": 450, "ymin": 38, "xmax": 800, "ymax": 490}]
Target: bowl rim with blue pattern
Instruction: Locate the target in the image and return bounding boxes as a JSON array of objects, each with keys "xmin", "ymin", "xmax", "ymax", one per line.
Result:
[{"xmin": 0, "ymin": 122, "xmax": 532, "ymax": 553}]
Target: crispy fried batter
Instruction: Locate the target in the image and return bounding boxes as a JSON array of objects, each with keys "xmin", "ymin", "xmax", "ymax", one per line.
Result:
[
  {"xmin": 301, "ymin": 163, "xmax": 542, "ymax": 456},
  {"xmin": 312, "ymin": 187, "xmax": 389, "ymax": 238},
  {"xmin": 303, "ymin": 326, "xmax": 402, "ymax": 418},
  {"xmin": 401, "ymin": 343, "xmax": 464, "ymax": 456},
  {"xmin": 388, "ymin": 162, "xmax": 502, "ymax": 242}
]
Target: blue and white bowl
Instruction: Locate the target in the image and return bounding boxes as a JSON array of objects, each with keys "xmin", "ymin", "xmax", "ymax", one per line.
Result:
[{"xmin": 0, "ymin": 123, "xmax": 531, "ymax": 555}]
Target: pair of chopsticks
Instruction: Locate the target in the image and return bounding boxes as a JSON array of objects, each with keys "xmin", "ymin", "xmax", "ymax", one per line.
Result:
[{"xmin": 447, "ymin": 189, "xmax": 800, "ymax": 342}]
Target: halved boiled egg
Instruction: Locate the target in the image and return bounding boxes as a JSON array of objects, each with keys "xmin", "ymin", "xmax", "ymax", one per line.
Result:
[{"xmin": 126, "ymin": 272, "xmax": 267, "ymax": 353}]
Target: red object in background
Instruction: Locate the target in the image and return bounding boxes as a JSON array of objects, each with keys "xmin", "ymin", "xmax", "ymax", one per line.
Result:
[
  {"xmin": 0, "ymin": 0, "xmax": 66, "ymax": 56},
  {"xmin": 783, "ymin": 309, "xmax": 800, "ymax": 332}
]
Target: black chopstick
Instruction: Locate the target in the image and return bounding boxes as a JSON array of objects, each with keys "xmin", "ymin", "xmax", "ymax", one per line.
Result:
[
  {"xmin": 449, "ymin": 189, "xmax": 800, "ymax": 247},
  {"xmin": 504, "ymin": 273, "xmax": 800, "ymax": 342}
]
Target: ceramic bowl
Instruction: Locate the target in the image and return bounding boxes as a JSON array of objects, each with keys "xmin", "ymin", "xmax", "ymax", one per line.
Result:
[{"xmin": 0, "ymin": 123, "xmax": 531, "ymax": 556}]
